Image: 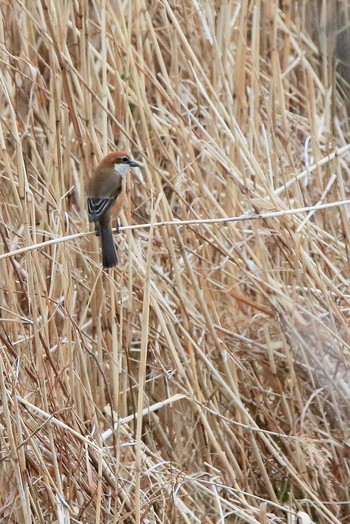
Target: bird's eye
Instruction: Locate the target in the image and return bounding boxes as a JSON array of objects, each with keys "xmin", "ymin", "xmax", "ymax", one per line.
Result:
[{"xmin": 121, "ymin": 157, "xmax": 129, "ymax": 164}]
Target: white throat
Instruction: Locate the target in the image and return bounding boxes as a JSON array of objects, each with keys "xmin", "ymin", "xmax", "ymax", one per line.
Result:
[{"xmin": 114, "ymin": 163, "xmax": 130, "ymax": 178}]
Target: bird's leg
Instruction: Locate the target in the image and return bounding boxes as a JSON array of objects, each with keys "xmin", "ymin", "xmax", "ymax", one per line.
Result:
[{"xmin": 115, "ymin": 218, "xmax": 120, "ymax": 234}]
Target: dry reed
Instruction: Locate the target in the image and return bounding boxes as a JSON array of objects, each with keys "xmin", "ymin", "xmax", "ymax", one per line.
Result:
[{"xmin": 1, "ymin": 1, "xmax": 350, "ymax": 523}]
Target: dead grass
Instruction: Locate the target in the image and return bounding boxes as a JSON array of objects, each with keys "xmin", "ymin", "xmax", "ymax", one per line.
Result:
[{"xmin": 1, "ymin": 0, "xmax": 350, "ymax": 522}]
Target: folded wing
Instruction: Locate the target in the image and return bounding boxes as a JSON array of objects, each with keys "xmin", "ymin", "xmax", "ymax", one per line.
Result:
[{"xmin": 87, "ymin": 197, "xmax": 116, "ymax": 222}]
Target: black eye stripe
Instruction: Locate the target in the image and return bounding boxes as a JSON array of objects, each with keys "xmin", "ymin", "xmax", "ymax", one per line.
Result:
[{"xmin": 121, "ymin": 157, "xmax": 129, "ymax": 163}]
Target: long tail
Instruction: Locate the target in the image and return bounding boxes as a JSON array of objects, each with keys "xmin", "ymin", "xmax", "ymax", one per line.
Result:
[{"xmin": 99, "ymin": 218, "xmax": 118, "ymax": 268}]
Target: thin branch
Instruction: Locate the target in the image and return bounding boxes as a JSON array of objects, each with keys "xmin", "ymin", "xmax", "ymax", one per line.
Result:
[{"xmin": 1, "ymin": 198, "xmax": 350, "ymax": 261}]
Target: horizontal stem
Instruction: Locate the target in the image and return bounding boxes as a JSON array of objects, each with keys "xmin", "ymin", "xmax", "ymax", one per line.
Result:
[{"xmin": 1, "ymin": 198, "xmax": 350, "ymax": 261}]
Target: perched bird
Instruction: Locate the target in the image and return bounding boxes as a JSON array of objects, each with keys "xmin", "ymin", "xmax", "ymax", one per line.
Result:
[{"xmin": 87, "ymin": 151, "xmax": 140, "ymax": 268}]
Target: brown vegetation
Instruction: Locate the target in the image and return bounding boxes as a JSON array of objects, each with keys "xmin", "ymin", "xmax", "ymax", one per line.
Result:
[{"xmin": 1, "ymin": 1, "xmax": 350, "ymax": 522}]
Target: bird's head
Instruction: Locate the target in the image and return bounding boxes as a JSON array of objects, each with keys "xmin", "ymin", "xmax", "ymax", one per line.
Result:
[{"xmin": 100, "ymin": 151, "xmax": 141, "ymax": 177}]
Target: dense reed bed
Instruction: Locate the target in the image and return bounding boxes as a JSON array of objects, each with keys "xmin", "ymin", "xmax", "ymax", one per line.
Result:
[{"xmin": 1, "ymin": 1, "xmax": 350, "ymax": 522}]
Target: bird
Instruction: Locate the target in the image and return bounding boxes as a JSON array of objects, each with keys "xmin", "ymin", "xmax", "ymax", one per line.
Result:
[{"xmin": 87, "ymin": 151, "xmax": 140, "ymax": 268}]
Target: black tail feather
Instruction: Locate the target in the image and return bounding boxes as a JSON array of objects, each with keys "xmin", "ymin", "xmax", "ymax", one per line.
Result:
[{"xmin": 100, "ymin": 221, "xmax": 118, "ymax": 268}]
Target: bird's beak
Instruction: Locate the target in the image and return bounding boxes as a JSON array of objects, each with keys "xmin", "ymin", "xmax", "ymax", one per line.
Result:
[{"xmin": 128, "ymin": 159, "xmax": 141, "ymax": 168}]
